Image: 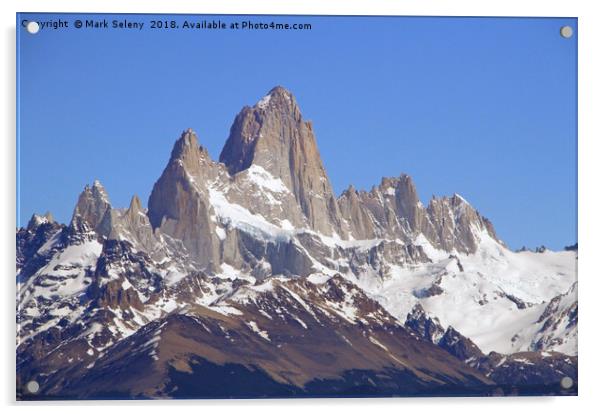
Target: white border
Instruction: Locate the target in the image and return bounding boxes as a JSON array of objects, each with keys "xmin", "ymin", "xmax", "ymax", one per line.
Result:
[{"xmin": 2, "ymin": 1, "xmax": 600, "ymax": 413}]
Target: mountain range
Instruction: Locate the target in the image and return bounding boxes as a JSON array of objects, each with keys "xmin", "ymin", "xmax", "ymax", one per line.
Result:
[{"xmin": 16, "ymin": 86, "xmax": 577, "ymax": 399}]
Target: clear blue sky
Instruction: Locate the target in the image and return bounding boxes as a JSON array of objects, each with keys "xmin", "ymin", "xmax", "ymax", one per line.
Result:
[{"xmin": 17, "ymin": 14, "xmax": 577, "ymax": 250}]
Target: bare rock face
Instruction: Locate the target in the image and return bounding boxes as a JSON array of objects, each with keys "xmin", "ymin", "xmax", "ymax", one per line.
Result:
[
  {"xmin": 426, "ymin": 194, "xmax": 499, "ymax": 253},
  {"xmin": 219, "ymin": 86, "xmax": 347, "ymax": 237},
  {"xmin": 148, "ymin": 129, "xmax": 221, "ymax": 271},
  {"xmin": 339, "ymin": 175, "xmax": 429, "ymax": 241},
  {"xmin": 337, "ymin": 185, "xmax": 377, "ymax": 240},
  {"xmin": 105, "ymin": 195, "xmax": 157, "ymax": 254}
]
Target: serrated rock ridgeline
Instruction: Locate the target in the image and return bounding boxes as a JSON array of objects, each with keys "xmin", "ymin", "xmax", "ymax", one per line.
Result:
[
  {"xmin": 338, "ymin": 174, "xmax": 500, "ymax": 253},
  {"xmin": 144, "ymin": 86, "xmax": 500, "ymax": 271},
  {"xmin": 88, "ymin": 86, "xmax": 500, "ymax": 278}
]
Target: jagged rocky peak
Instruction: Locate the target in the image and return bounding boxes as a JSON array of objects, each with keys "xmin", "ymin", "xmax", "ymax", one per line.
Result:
[
  {"xmin": 148, "ymin": 128, "xmax": 215, "ymax": 229},
  {"xmin": 438, "ymin": 326, "xmax": 485, "ymax": 363},
  {"xmin": 147, "ymin": 129, "xmax": 220, "ymax": 270},
  {"xmin": 70, "ymin": 180, "xmax": 112, "ymax": 233},
  {"xmin": 123, "ymin": 194, "xmax": 148, "ymax": 227},
  {"xmin": 101, "ymin": 193, "xmax": 158, "ymax": 255},
  {"xmin": 404, "ymin": 304, "xmax": 485, "ymax": 363},
  {"xmin": 337, "ymin": 184, "xmax": 377, "ymax": 240},
  {"xmin": 91, "ymin": 179, "xmax": 110, "ymax": 198},
  {"xmin": 380, "ymin": 174, "xmax": 423, "ymax": 226},
  {"xmin": 256, "ymin": 85, "xmax": 300, "ymax": 113},
  {"xmin": 219, "ymin": 85, "xmax": 306, "ymax": 177},
  {"xmin": 127, "ymin": 194, "xmax": 143, "ymax": 214},
  {"xmin": 426, "ymin": 192, "xmax": 500, "ymax": 252},
  {"xmin": 404, "ymin": 303, "xmax": 446, "ymax": 344},
  {"xmin": 219, "ymin": 85, "xmax": 347, "ymax": 237},
  {"xmin": 26, "ymin": 211, "xmax": 55, "ymax": 230},
  {"xmin": 397, "ymin": 175, "xmax": 420, "ymax": 202},
  {"xmin": 380, "ymin": 174, "xmax": 418, "ymax": 196},
  {"xmin": 168, "ymin": 128, "xmax": 212, "ymax": 176}
]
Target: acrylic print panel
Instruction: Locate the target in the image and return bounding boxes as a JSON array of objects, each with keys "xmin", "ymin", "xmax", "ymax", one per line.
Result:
[{"xmin": 16, "ymin": 13, "xmax": 577, "ymax": 400}]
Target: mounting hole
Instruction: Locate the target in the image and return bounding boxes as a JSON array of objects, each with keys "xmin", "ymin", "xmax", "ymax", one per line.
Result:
[
  {"xmin": 26, "ymin": 21, "xmax": 40, "ymax": 34},
  {"xmin": 560, "ymin": 376, "xmax": 574, "ymax": 389},
  {"xmin": 560, "ymin": 26, "xmax": 573, "ymax": 39},
  {"xmin": 26, "ymin": 380, "xmax": 40, "ymax": 394}
]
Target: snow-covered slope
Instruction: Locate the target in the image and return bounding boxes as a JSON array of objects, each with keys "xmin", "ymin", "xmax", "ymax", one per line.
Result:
[{"xmin": 350, "ymin": 232, "xmax": 576, "ymax": 355}]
